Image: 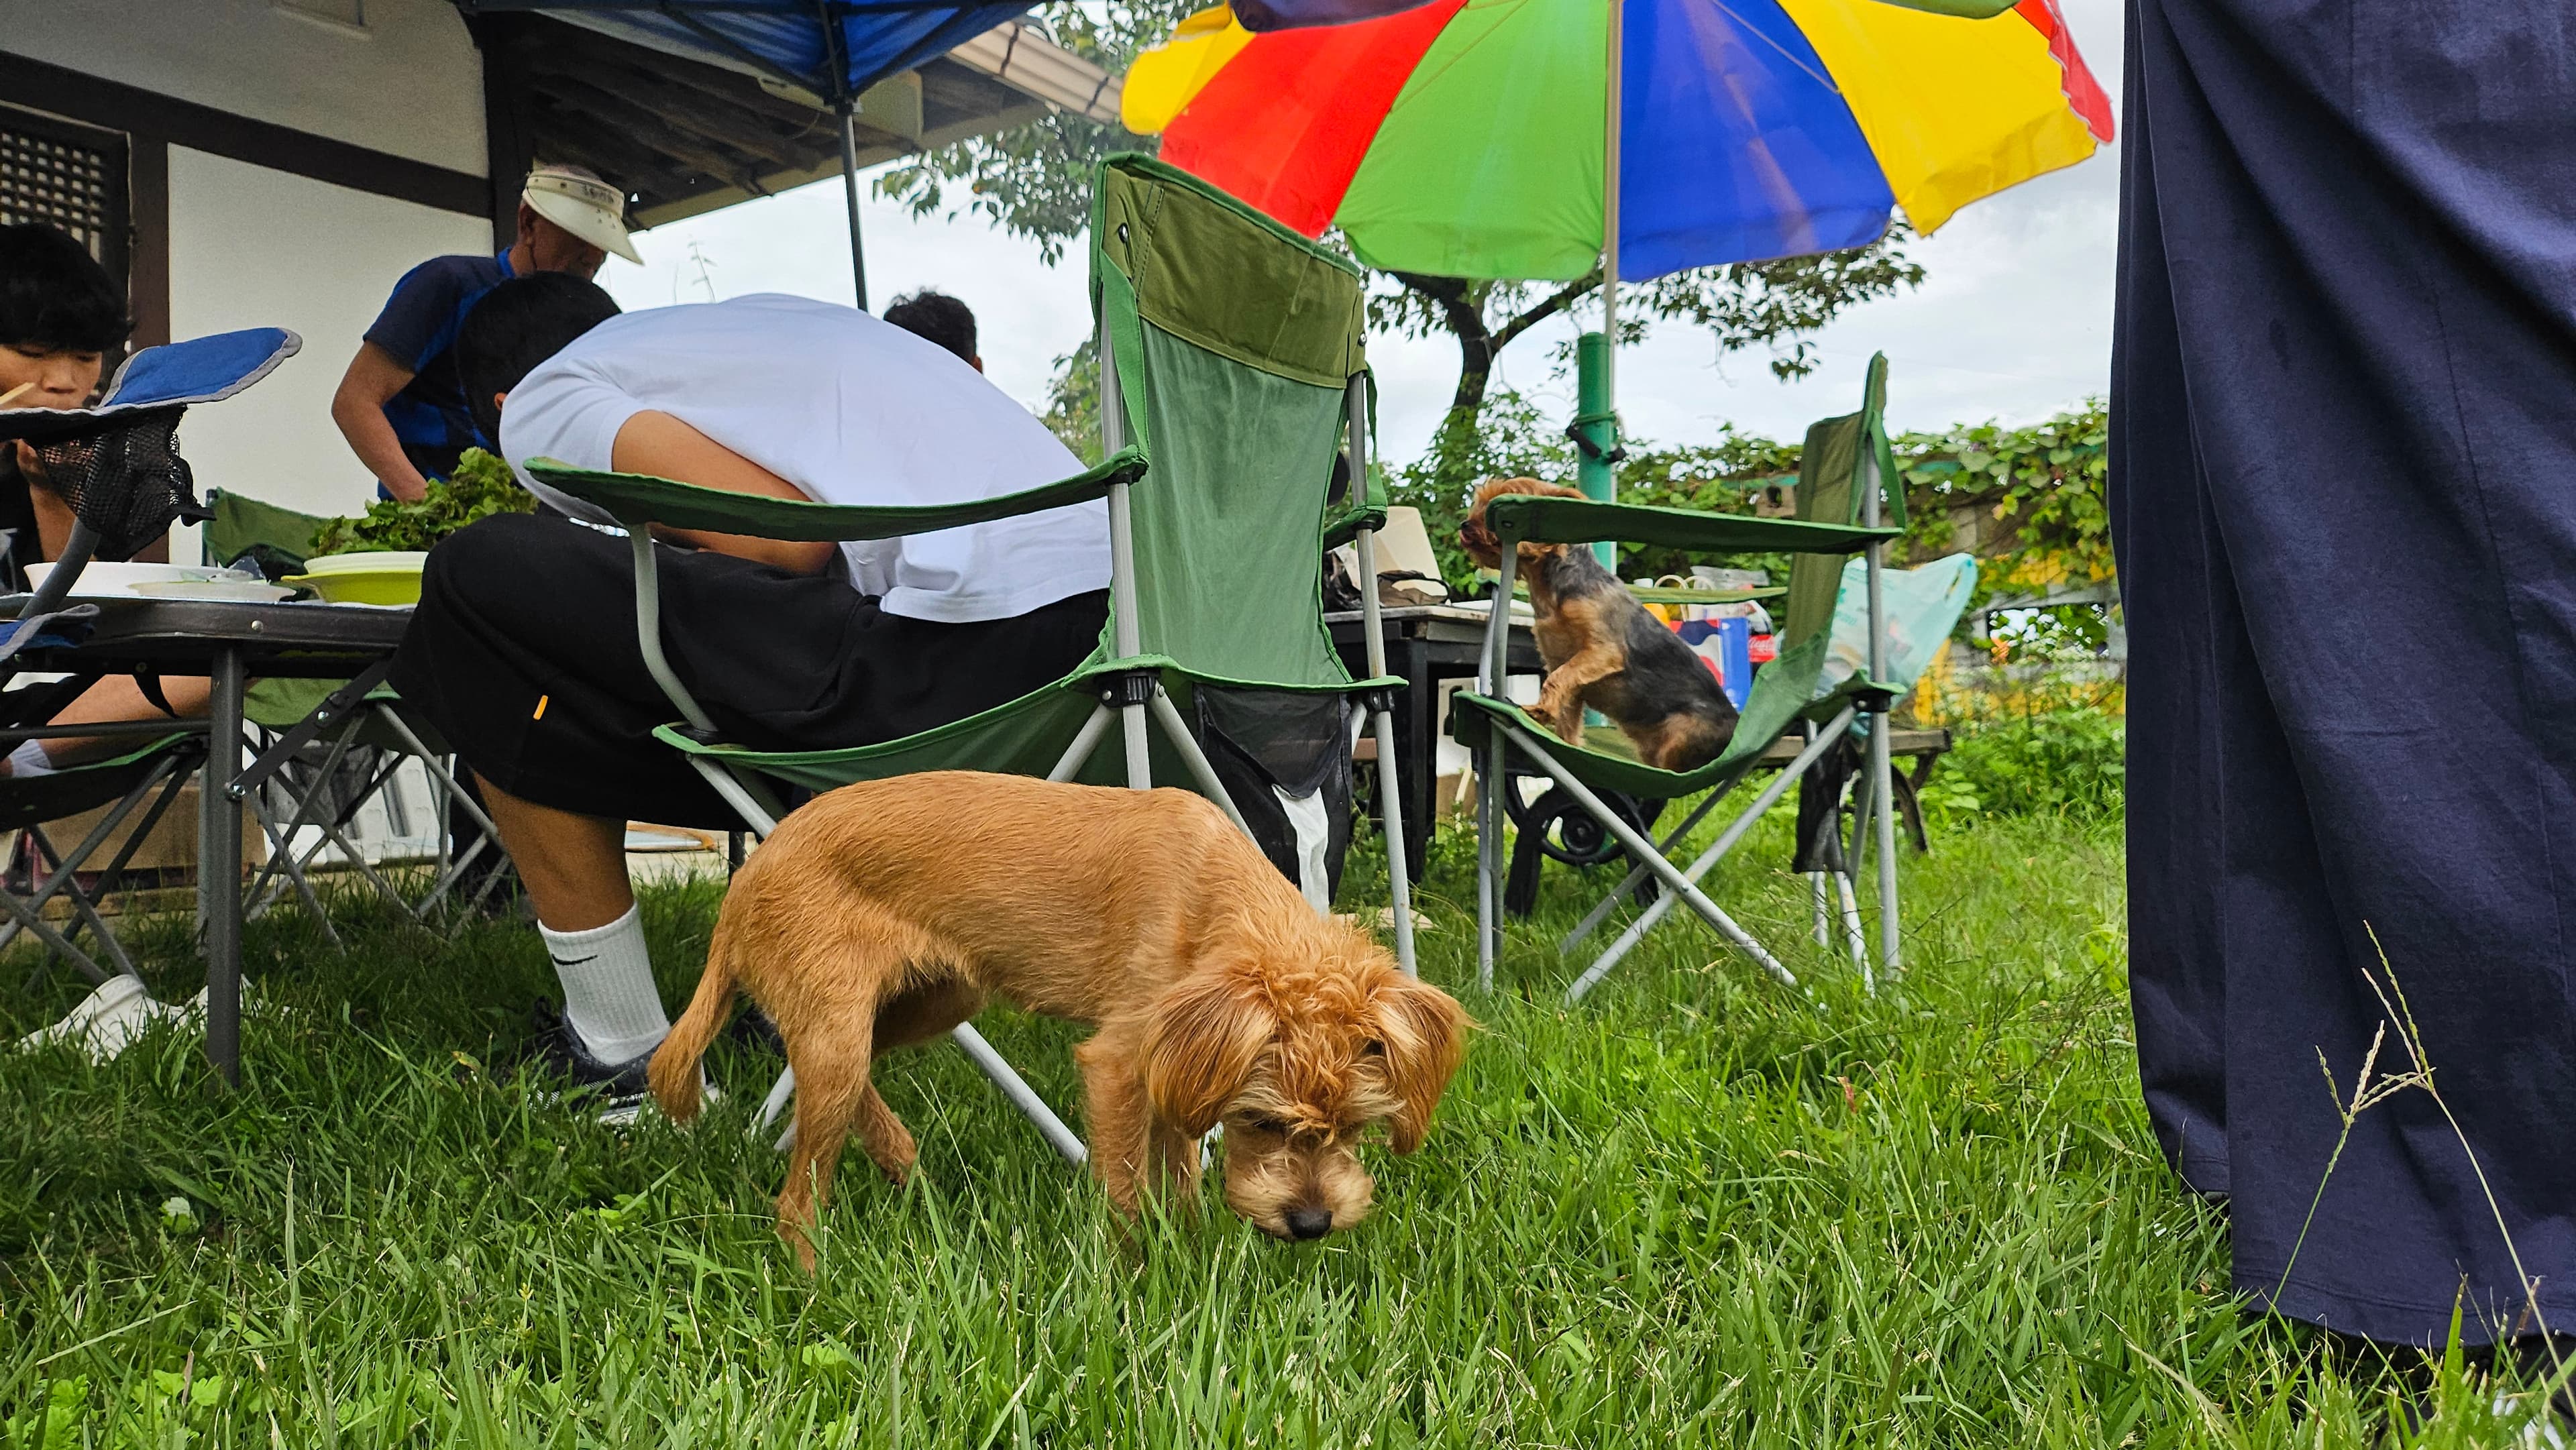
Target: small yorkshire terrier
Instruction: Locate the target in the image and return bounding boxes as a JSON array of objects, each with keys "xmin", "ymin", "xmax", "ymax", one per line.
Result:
[
  {"xmin": 650, "ymin": 772, "xmax": 1471, "ymax": 1267},
  {"xmin": 1459, "ymin": 477, "xmax": 1741, "ymax": 772}
]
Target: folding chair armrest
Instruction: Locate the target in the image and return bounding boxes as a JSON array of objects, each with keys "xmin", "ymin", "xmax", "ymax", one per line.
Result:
[
  {"xmin": 1322, "ymin": 504, "xmax": 1389, "ymax": 552},
  {"xmin": 1483, "ymin": 494, "xmax": 1898, "ymax": 556},
  {"xmin": 525, "ymin": 447, "xmax": 1148, "ymax": 542}
]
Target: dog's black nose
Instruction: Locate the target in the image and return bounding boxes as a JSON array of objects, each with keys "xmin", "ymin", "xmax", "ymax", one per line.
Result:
[{"xmin": 1285, "ymin": 1207, "xmax": 1333, "ymax": 1241}]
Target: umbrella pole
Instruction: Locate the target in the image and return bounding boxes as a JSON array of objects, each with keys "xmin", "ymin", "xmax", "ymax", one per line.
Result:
[
  {"xmin": 1601, "ymin": 0, "xmax": 1622, "ymax": 408},
  {"xmin": 1575, "ymin": 0, "xmax": 1624, "ymax": 567},
  {"xmin": 837, "ymin": 103, "xmax": 869, "ymax": 312}
]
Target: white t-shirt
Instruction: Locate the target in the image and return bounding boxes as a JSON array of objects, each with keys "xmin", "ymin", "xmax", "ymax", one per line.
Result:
[{"xmin": 498, "ymin": 292, "xmax": 1110, "ymax": 624}]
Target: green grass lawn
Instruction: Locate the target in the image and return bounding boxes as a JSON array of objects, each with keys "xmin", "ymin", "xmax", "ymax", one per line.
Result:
[{"xmin": 0, "ymin": 808, "xmax": 2560, "ymax": 1446}]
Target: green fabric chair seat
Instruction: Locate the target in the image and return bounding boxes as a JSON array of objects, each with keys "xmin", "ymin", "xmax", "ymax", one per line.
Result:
[
  {"xmin": 1448, "ymin": 636, "xmax": 1897, "ymax": 801},
  {"xmin": 0, "ymin": 735, "xmax": 195, "ymax": 834}
]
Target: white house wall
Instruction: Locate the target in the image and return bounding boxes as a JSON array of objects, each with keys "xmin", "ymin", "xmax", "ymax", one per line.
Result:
[
  {"xmin": 0, "ymin": 0, "xmax": 486, "ymax": 174},
  {"xmin": 168, "ymin": 147, "xmax": 490, "ymax": 532}
]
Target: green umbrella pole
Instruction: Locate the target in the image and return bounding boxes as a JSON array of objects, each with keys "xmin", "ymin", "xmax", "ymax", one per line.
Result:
[
  {"xmin": 1574, "ymin": 329, "xmax": 1618, "ymax": 568},
  {"xmin": 1578, "ymin": 0, "xmax": 1624, "ymax": 570}
]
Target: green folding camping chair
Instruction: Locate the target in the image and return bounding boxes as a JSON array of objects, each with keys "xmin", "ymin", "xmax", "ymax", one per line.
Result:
[
  {"xmin": 1452, "ymin": 354, "xmax": 1910, "ymax": 1001},
  {"xmin": 201, "ymin": 491, "xmax": 511, "ymax": 939},
  {"xmin": 0, "ymin": 734, "xmax": 203, "ymax": 989},
  {"xmin": 525, "ymin": 153, "xmax": 1415, "ymax": 1166}
]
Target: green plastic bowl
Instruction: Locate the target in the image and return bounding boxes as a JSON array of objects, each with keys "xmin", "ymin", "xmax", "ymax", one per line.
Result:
[{"xmin": 284, "ymin": 551, "xmax": 426, "ymax": 606}]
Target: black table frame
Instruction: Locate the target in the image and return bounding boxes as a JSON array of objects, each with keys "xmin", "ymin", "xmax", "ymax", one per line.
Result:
[{"xmin": 1, "ymin": 596, "xmax": 412, "ymax": 1083}]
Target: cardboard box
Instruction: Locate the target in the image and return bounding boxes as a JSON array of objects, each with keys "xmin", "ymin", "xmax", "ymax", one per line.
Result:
[{"xmin": 34, "ymin": 776, "xmax": 267, "ymax": 878}]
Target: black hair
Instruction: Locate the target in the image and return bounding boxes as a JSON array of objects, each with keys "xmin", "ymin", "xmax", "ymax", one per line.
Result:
[
  {"xmin": 883, "ymin": 288, "xmax": 977, "ymax": 365},
  {"xmin": 456, "ymin": 272, "xmax": 622, "ymax": 443},
  {"xmin": 0, "ymin": 223, "xmax": 132, "ymax": 354}
]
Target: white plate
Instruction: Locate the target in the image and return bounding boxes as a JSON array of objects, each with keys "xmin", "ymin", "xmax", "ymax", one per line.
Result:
[
  {"xmin": 128, "ymin": 579, "xmax": 297, "ymax": 604},
  {"xmin": 23, "ymin": 561, "xmax": 204, "ymax": 594}
]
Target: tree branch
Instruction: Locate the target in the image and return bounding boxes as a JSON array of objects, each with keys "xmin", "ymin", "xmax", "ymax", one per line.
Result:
[
  {"xmin": 1395, "ymin": 272, "xmax": 1501, "ymax": 423},
  {"xmin": 1493, "ymin": 267, "xmax": 1602, "ymax": 352}
]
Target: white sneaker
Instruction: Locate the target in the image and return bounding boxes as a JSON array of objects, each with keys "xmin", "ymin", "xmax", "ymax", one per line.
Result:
[{"xmin": 15, "ymin": 974, "xmax": 187, "ymax": 1063}]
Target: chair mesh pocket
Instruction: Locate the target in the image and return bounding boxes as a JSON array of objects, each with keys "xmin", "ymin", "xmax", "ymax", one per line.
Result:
[{"xmin": 28, "ymin": 410, "xmax": 206, "ymax": 560}]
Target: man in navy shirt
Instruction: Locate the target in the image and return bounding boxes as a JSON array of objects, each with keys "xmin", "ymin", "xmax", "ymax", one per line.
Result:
[{"xmin": 331, "ymin": 164, "xmax": 639, "ymax": 501}]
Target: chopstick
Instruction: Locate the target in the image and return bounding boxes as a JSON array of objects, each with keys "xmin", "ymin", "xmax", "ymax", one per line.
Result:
[{"xmin": 0, "ymin": 382, "xmax": 33, "ymax": 409}]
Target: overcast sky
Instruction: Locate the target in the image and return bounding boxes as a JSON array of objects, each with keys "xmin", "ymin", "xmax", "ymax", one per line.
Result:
[{"xmin": 600, "ymin": 0, "xmax": 2124, "ymax": 461}]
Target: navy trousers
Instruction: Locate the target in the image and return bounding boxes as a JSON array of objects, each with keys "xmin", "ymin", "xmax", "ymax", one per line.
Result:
[{"xmin": 2113, "ymin": 0, "xmax": 2576, "ymax": 1343}]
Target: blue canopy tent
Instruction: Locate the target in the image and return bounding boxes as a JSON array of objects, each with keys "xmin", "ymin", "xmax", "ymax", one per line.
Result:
[{"xmin": 455, "ymin": 1, "xmax": 1039, "ymax": 306}]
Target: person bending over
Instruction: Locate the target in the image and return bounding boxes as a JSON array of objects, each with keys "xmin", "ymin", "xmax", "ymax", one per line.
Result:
[
  {"xmin": 0, "ymin": 223, "xmax": 208, "ymax": 777},
  {"xmin": 389, "ymin": 277, "xmax": 1109, "ymax": 1115}
]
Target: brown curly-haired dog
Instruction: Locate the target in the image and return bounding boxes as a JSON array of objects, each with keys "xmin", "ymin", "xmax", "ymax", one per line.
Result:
[
  {"xmin": 1458, "ymin": 476, "xmax": 1740, "ymax": 771},
  {"xmin": 649, "ymin": 771, "xmax": 1471, "ymax": 1267}
]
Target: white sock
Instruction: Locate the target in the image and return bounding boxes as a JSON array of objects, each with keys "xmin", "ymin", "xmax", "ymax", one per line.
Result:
[
  {"xmin": 539, "ymin": 905, "xmax": 669, "ymax": 1065},
  {"xmin": 6, "ymin": 739, "xmax": 54, "ymax": 778}
]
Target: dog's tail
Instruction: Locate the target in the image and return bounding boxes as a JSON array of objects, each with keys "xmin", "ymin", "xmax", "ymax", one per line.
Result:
[
  {"xmin": 649, "ymin": 908, "xmax": 739, "ymax": 1125},
  {"xmin": 1458, "ymin": 476, "xmax": 1585, "ymax": 565}
]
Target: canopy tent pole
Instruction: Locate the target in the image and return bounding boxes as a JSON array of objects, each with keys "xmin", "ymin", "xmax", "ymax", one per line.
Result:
[
  {"xmin": 1572, "ymin": 0, "xmax": 1623, "ymax": 567},
  {"xmin": 836, "ymin": 103, "xmax": 869, "ymax": 312}
]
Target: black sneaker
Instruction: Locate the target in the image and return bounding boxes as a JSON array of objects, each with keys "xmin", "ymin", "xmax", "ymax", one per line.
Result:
[
  {"xmin": 726, "ymin": 1004, "xmax": 786, "ymax": 1056},
  {"xmin": 521, "ymin": 1002, "xmax": 714, "ymax": 1127}
]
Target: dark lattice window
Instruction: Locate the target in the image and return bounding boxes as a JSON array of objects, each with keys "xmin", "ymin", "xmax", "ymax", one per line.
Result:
[{"xmin": 0, "ymin": 105, "xmax": 130, "ymax": 284}]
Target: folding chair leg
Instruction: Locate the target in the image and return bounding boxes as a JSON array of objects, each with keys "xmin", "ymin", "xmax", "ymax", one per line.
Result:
[
  {"xmin": 238, "ymin": 717, "xmax": 358, "ymax": 908},
  {"xmin": 1564, "ymin": 710, "xmax": 1854, "ymax": 999},
  {"xmin": 1495, "ymin": 725, "xmax": 1796, "ymax": 997},
  {"xmin": 0, "ymin": 885, "xmax": 120, "ymax": 985},
  {"xmin": 1560, "ymin": 781, "xmax": 1738, "ymax": 954},
  {"xmin": 12, "ymin": 755, "xmax": 185, "ymax": 934},
  {"xmin": 1046, "ymin": 702, "xmax": 1116, "ymax": 782},
  {"xmin": 687, "ymin": 758, "xmax": 784, "ymax": 837},
  {"xmin": 1120, "ymin": 702, "xmax": 1152, "ymax": 789},
  {"xmin": 1475, "ymin": 734, "xmax": 1503, "ymax": 992},
  {"xmin": 753, "ymin": 1065, "xmax": 796, "ymax": 1135},
  {"xmin": 1836, "ymin": 870, "xmax": 1868, "ymax": 978},
  {"xmin": 951, "ymin": 1022, "xmax": 1088, "ymax": 1165},
  {"xmin": 239, "ymin": 720, "xmax": 370, "ymax": 938},
  {"xmin": 1367, "ymin": 704, "xmax": 1417, "ymax": 975},
  {"xmin": 247, "ymin": 781, "xmax": 347, "ymax": 950},
  {"xmin": 46, "ymin": 871, "xmax": 140, "ymax": 982},
  {"xmin": 1868, "ymin": 716, "xmax": 1902, "ymax": 981},
  {"xmin": 13, "ymin": 756, "xmax": 183, "ymax": 978},
  {"xmin": 68, "ymin": 764, "xmax": 193, "ymax": 964},
  {"xmin": 1845, "ymin": 757, "xmax": 1878, "ymax": 908}
]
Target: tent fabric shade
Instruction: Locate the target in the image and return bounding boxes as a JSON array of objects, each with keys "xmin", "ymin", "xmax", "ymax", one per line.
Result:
[
  {"xmin": 457, "ymin": 0, "xmax": 1036, "ymax": 104},
  {"xmin": 1125, "ymin": 0, "xmax": 2115, "ymax": 280},
  {"xmin": 1233, "ymin": 0, "xmax": 1449, "ymax": 29}
]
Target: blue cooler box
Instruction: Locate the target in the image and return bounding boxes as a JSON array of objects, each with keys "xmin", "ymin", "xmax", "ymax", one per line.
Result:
[{"xmin": 1673, "ymin": 616, "xmax": 1752, "ymax": 710}]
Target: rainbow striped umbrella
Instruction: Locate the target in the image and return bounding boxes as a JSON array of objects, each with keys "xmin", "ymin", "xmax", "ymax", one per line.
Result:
[{"xmin": 1122, "ymin": 0, "xmax": 2114, "ymax": 284}]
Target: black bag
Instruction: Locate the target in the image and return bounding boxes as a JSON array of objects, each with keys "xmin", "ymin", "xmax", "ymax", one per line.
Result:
[{"xmin": 1194, "ymin": 685, "xmax": 1353, "ymax": 902}]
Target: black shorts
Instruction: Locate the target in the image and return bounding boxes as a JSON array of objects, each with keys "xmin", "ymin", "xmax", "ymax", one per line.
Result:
[{"xmin": 388, "ymin": 512, "xmax": 1108, "ymax": 827}]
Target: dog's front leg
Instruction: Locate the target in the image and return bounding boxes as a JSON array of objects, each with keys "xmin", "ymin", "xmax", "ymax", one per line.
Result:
[
  {"xmin": 1536, "ymin": 646, "xmax": 1623, "ymax": 746},
  {"xmin": 1073, "ymin": 1032, "xmax": 1152, "ymax": 1213},
  {"xmin": 1146, "ymin": 1116, "xmax": 1205, "ymax": 1204}
]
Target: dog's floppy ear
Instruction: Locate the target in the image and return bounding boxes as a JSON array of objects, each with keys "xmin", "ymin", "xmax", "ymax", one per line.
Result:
[
  {"xmin": 1139, "ymin": 970, "xmax": 1273, "ymax": 1137},
  {"xmin": 1369, "ymin": 973, "xmax": 1472, "ymax": 1154}
]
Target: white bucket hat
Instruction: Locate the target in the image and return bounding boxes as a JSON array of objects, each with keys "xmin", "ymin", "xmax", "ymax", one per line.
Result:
[{"xmin": 522, "ymin": 164, "xmax": 641, "ymax": 264}]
